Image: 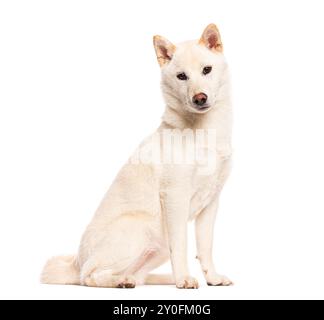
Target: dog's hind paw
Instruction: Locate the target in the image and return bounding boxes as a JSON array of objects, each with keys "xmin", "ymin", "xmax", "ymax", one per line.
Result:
[{"xmin": 116, "ymin": 276, "xmax": 136, "ymax": 289}]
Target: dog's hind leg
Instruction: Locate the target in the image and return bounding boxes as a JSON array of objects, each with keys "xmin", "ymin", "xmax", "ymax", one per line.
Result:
[
  {"xmin": 79, "ymin": 212, "xmax": 169, "ymax": 288},
  {"xmin": 81, "ymin": 246, "xmax": 168, "ymax": 288},
  {"xmin": 132, "ymin": 246, "xmax": 169, "ymax": 285},
  {"xmin": 144, "ymin": 274, "xmax": 174, "ymax": 285},
  {"xmin": 83, "ymin": 269, "xmax": 136, "ymax": 288}
]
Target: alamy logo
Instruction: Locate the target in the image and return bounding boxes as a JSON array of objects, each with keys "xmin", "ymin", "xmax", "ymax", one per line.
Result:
[{"xmin": 129, "ymin": 129, "xmax": 219, "ymax": 175}]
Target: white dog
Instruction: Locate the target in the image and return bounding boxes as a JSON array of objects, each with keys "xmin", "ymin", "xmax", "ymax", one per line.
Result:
[{"xmin": 41, "ymin": 24, "xmax": 233, "ymax": 289}]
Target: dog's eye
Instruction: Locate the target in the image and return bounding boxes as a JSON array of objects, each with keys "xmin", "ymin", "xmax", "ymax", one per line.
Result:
[
  {"xmin": 203, "ymin": 66, "xmax": 212, "ymax": 75},
  {"xmin": 177, "ymin": 73, "xmax": 188, "ymax": 81}
]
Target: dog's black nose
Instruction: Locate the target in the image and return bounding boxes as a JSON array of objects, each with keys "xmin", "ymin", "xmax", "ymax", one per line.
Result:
[{"xmin": 193, "ymin": 93, "xmax": 208, "ymax": 107}]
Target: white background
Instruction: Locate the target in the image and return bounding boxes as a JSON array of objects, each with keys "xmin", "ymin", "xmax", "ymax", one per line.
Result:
[{"xmin": 1, "ymin": 0, "xmax": 324, "ymax": 300}]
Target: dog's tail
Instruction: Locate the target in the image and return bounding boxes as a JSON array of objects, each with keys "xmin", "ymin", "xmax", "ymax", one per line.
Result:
[{"xmin": 41, "ymin": 255, "xmax": 80, "ymax": 285}]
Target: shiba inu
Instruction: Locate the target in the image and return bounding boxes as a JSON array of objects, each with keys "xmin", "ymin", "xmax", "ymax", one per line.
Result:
[{"xmin": 41, "ymin": 23, "xmax": 233, "ymax": 289}]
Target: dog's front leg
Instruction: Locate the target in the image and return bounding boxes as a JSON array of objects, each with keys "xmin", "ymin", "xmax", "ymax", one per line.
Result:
[
  {"xmin": 195, "ymin": 197, "xmax": 232, "ymax": 286},
  {"xmin": 163, "ymin": 181, "xmax": 199, "ymax": 289}
]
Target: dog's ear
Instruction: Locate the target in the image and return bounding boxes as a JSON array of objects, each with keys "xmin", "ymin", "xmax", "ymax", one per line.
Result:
[
  {"xmin": 153, "ymin": 35, "xmax": 176, "ymax": 67},
  {"xmin": 199, "ymin": 23, "xmax": 223, "ymax": 53}
]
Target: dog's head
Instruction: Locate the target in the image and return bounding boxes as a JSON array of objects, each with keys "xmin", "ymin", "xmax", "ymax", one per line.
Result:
[{"xmin": 153, "ymin": 24, "xmax": 227, "ymax": 114}]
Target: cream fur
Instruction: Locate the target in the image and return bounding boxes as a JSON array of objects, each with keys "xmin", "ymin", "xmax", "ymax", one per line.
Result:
[{"xmin": 41, "ymin": 24, "xmax": 233, "ymax": 289}]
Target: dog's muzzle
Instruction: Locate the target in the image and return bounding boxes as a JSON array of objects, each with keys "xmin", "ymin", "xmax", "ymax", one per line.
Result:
[{"xmin": 192, "ymin": 93, "xmax": 209, "ymax": 110}]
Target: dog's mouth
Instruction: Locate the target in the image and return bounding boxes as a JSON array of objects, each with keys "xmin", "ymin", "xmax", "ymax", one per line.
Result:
[
  {"xmin": 192, "ymin": 104, "xmax": 211, "ymax": 113},
  {"xmin": 196, "ymin": 105, "xmax": 210, "ymax": 111},
  {"xmin": 185, "ymin": 99, "xmax": 212, "ymax": 114}
]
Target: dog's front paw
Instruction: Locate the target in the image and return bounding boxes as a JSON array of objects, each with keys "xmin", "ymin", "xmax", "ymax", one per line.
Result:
[
  {"xmin": 176, "ymin": 276, "xmax": 199, "ymax": 289},
  {"xmin": 207, "ymin": 274, "xmax": 233, "ymax": 286}
]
